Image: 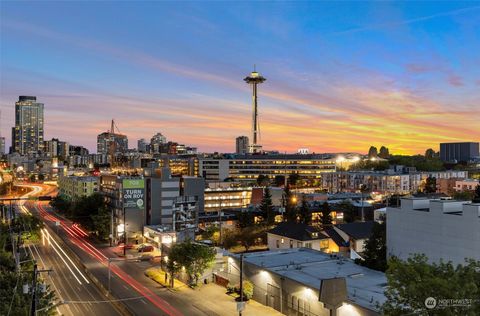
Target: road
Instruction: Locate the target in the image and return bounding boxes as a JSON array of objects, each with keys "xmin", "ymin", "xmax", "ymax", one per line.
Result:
[
  {"xmin": 17, "ymin": 184, "xmax": 121, "ymax": 316},
  {"xmin": 20, "ymin": 183, "xmax": 185, "ymax": 316}
]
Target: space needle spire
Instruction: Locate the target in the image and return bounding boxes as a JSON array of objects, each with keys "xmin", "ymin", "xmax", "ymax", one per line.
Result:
[{"xmin": 243, "ymin": 66, "xmax": 266, "ymax": 154}]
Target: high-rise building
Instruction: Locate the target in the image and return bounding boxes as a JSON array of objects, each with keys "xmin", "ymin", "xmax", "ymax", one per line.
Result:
[
  {"xmin": 150, "ymin": 132, "xmax": 167, "ymax": 154},
  {"xmin": 69, "ymin": 145, "xmax": 89, "ymax": 156},
  {"xmin": 97, "ymin": 132, "xmax": 128, "ymax": 154},
  {"xmin": 440, "ymin": 142, "xmax": 480, "ymax": 162},
  {"xmin": 13, "ymin": 96, "xmax": 44, "ymax": 155},
  {"xmin": 0, "ymin": 137, "xmax": 5, "ymax": 155},
  {"xmin": 44, "ymin": 138, "xmax": 69, "ymax": 159},
  {"xmin": 235, "ymin": 136, "xmax": 249, "ymax": 154},
  {"xmin": 0, "ymin": 110, "xmax": 4, "ymax": 155},
  {"xmin": 137, "ymin": 138, "xmax": 148, "ymax": 152}
]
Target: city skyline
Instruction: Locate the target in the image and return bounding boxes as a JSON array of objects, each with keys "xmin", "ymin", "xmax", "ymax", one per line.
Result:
[{"xmin": 1, "ymin": 2, "xmax": 479, "ymax": 154}]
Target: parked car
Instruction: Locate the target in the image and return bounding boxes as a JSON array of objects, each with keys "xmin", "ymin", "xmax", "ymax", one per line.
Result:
[
  {"xmin": 117, "ymin": 242, "xmax": 134, "ymax": 249},
  {"xmin": 138, "ymin": 245, "xmax": 154, "ymax": 253}
]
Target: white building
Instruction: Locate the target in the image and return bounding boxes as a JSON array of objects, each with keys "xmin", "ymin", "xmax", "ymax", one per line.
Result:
[
  {"xmin": 199, "ymin": 154, "xmax": 336, "ymax": 183},
  {"xmin": 322, "ymin": 170, "xmax": 468, "ymax": 194},
  {"xmin": 334, "ymin": 222, "xmax": 375, "ymax": 253},
  {"xmin": 225, "ymin": 248, "xmax": 386, "ymax": 316},
  {"xmin": 387, "ymin": 198, "xmax": 480, "ymax": 265},
  {"xmin": 267, "ymin": 222, "xmax": 336, "ymax": 252}
]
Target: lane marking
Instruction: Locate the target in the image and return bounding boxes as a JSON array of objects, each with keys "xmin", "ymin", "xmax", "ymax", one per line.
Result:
[{"xmin": 46, "ymin": 229, "xmax": 91, "ymax": 284}]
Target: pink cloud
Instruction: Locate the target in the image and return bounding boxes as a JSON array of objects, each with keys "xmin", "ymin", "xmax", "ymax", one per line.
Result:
[{"xmin": 447, "ymin": 74, "xmax": 464, "ymax": 87}]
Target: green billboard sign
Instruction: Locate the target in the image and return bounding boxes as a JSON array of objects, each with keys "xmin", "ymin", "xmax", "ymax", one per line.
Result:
[{"xmin": 122, "ymin": 179, "xmax": 145, "ymax": 209}]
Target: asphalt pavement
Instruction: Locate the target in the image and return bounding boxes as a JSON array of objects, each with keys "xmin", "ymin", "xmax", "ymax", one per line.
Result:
[{"xmin": 16, "ymin": 187, "xmax": 120, "ymax": 316}]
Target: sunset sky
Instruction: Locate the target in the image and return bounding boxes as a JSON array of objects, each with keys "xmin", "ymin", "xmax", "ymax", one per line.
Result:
[{"xmin": 1, "ymin": 2, "xmax": 479, "ymax": 154}]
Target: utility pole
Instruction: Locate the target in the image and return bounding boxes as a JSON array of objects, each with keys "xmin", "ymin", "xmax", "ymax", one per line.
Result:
[
  {"xmin": 29, "ymin": 263, "xmax": 52, "ymax": 316},
  {"xmin": 123, "ymin": 208, "xmax": 127, "ymax": 257},
  {"xmin": 108, "ymin": 258, "xmax": 112, "ymax": 294},
  {"xmin": 360, "ymin": 185, "xmax": 365, "ymax": 222},
  {"xmin": 218, "ymin": 206, "xmax": 223, "ymax": 248},
  {"xmin": 239, "ymin": 253, "xmax": 244, "ymax": 316},
  {"xmin": 110, "ymin": 208, "xmax": 113, "ymax": 247},
  {"xmin": 30, "ymin": 263, "xmax": 38, "ymax": 316},
  {"xmin": 16, "ymin": 234, "xmax": 21, "ymax": 271}
]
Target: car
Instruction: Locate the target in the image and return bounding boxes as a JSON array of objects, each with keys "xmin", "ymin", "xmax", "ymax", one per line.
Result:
[
  {"xmin": 138, "ymin": 245, "xmax": 154, "ymax": 253},
  {"xmin": 118, "ymin": 242, "xmax": 134, "ymax": 249}
]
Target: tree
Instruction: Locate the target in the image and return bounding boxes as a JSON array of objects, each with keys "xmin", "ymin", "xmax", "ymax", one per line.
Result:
[
  {"xmin": 319, "ymin": 202, "xmax": 332, "ymax": 227},
  {"xmin": 379, "ymin": 146, "xmax": 390, "ymax": 159},
  {"xmin": 388, "ymin": 155, "xmax": 445, "ymax": 172},
  {"xmin": 259, "ymin": 188, "xmax": 275, "ymax": 225},
  {"xmin": 298, "ymin": 195, "xmax": 311, "ymax": 225},
  {"xmin": 283, "ymin": 186, "xmax": 297, "ymax": 223},
  {"xmin": 0, "ymin": 222, "xmax": 56, "ymax": 315},
  {"xmin": 452, "ymin": 191, "xmax": 474, "ymax": 201},
  {"xmin": 349, "ymin": 159, "xmax": 390, "ymax": 171},
  {"xmin": 238, "ymin": 226, "xmax": 265, "ymax": 252},
  {"xmin": 222, "ymin": 228, "xmax": 239, "ymax": 249},
  {"xmin": 336, "ymin": 201, "xmax": 356, "ymax": 223},
  {"xmin": 382, "ymin": 255, "xmax": 480, "ymax": 316},
  {"xmin": 50, "ymin": 195, "xmax": 72, "ymax": 214},
  {"xmin": 425, "ymin": 148, "xmax": 436, "ymax": 159},
  {"xmin": 233, "ymin": 280, "xmax": 254, "ymax": 301},
  {"xmin": 90, "ymin": 207, "xmax": 111, "ymax": 240},
  {"xmin": 168, "ymin": 241, "xmax": 216, "ymax": 286},
  {"xmin": 356, "ymin": 220, "xmax": 386, "ymax": 271},
  {"xmin": 288, "ymin": 174, "xmax": 300, "ymax": 187},
  {"xmin": 256, "ymin": 174, "xmax": 269, "ymax": 186},
  {"xmin": 473, "ymin": 185, "xmax": 480, "ymax": 203},
  {"xmin": 237, "ymin": 211, "xmax": 255, "ymax": 229},
  {"xmin": 50, "ymin": 193, "xmax": 108, "ymax": 237},
  {"xmin": 424, "ymin": 176, "xmax": 437, "ymax": 193},
  {"xmin": 368, "ymin": 146, "xmax": 378, "ymax": 159},
  {"xmin": 274, "ymin": 175, "xmax": 286, "ymax": 187}
]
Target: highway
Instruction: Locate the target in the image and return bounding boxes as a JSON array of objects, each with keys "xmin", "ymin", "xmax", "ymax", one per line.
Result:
[
  {"xmin": 17, "ymin": 185, "xmax": 121, "ymax": 316},
  {"xmin": 20, "ymin": 184, "xmax": 185, "ymax": 316}
]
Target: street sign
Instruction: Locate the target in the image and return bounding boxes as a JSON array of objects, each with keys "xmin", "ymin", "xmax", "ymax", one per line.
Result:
[{"xmin": 236, "ymin": 302, "xmax": 245, "ymax": 312}]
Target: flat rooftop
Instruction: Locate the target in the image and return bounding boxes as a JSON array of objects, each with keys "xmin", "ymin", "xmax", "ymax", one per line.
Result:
[{"xmin": 240, "ymin": 248, "xmax": 386, "ymax": 311}]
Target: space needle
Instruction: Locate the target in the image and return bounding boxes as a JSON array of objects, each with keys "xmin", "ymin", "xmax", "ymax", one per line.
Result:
[{"xmin": 243, "ymin": 66, "xmax": 266, "ymax": 154}]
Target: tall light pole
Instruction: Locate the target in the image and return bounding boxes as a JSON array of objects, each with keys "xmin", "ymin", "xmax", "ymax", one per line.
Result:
[
  {"xmin": 239, "ymin": 253, "xmax": 244, "ymax": 316},
  {"xmin": 244, "ymin": 67, "xmax": 266, "ymax": 154}
]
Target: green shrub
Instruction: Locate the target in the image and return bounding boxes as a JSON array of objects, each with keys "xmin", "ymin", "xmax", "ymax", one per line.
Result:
[{"xmin": 234, "ymin": 280, "xmax": 254, "ymax": 300}]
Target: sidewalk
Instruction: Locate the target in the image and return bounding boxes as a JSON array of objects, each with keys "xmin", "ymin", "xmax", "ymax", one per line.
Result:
[
  {"xmin": 139, "ymin": 261, "xmax": 282, "ymax": 315},
  {"xmin": 182, "ymin": 282, "xmax": 284, "ymax": 316},
  {"xmin": 109, "ymin": 244, "xmax": 283, "ymax": 315}
]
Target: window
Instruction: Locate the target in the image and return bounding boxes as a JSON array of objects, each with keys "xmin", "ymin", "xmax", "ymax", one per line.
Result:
[
  {"xmin": 276, "ymin": 240, "xmax": 279, "ymax": 248},
  {"xmin": 281, "ymin": 238, "xmax": 284, "ymax": 244},
  {"xmin": 305, "ymin": 242, "xmax": 312, "ymax": 249},
  {"xmin": 297, "ymin": 241, "xmax": 302, "ymax": 248},
  {"xmin": 290, "ymin": 240, "xmax": 293, "ymax": 248}
]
